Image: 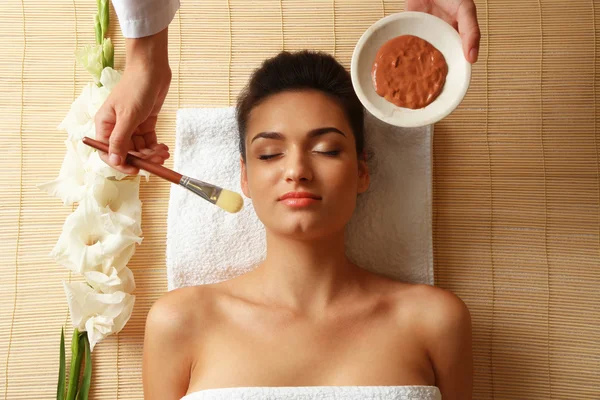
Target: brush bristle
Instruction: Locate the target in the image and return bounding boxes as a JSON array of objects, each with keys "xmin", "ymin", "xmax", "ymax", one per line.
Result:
[{"xmin": 215, "ymin": 189, "xmax": 244, "ymax": 213}]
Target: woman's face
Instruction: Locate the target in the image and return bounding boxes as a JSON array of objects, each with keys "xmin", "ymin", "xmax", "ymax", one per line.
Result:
[{"xmin": 241, "ymin": 89, "xmax": 369, "ymax": 240}]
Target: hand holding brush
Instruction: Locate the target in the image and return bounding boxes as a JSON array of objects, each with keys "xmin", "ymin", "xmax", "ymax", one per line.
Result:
[{"xmin": 82, "ymin": 136, "xmax": 243, "ymax": 214}]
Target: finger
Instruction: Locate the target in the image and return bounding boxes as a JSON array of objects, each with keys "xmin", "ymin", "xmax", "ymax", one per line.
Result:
[
  {"xmin": 457, "ymin": 1, "xmax": 481, "ymax": 63},
  {"xmin": 149, "ymin": 144, "xmax": 170, "ymax": 157},
  {"xmin": 148, "ymin": 155, "xmax": 166, "ymax": 164},
  {"xmin": 132, "ymin": 135, "xmax": 146, "ymax": 152},
  {"xmin": 116, "ymin": 164, "xmax": 141, "ymax": 175},
  {"xmin": 404, "ymin": 0, "xmax": 432, "ymax": 13},
  {"xmin": 129, "ymin": 150, "xmax": 145, "ymax": 158},
  {"xmin": 145, "ymin": 143, "xmax": 170, "ymax": 162},
  {"xmin": 136, "ymin": 147, "xmax": 169, "ymax": 163},
  {"xmin": 153, "ymin": 149, "xmax": 170, "ymax": 161},
  {"xmin": 150, "ymin": 142, "xmax": 169, "ymax": 152},
  {"xmin": 150, "ymin": 149, "xmax": 170, "ymax": 161},
  {"xmin": 137, "ymin": 146, "xmax": 168, "ymax": 158},
  {"xmin": 431, "ymin": 7, "xmax": 457, "ymax": 29},
  {"xmin": 128, "ymin": 152, "xmax": 165, "ymax": 165},
  {"xmin": 94, "ymin": 102, "xmax": 117, "ymax": 144},
  {"xmin": 131, "ymin": 146, "xmax": 169, "ymax": 163},
  {"xmin": 138, "ymin": 116, "xmax": 159, "ymax": 147},
  {"xmin": 99, "ymin": 150, "xmax": 140, "ymax": 175},
  {"xmin": 108, "ymin": 114, "xmax": 139, "ymax": 167}
]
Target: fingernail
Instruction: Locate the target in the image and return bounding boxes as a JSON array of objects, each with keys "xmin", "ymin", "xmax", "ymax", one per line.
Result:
[
  {"xmin": 469, "ymin": 48, "xmax": 478, "ymax": 63},
  {"xmin": 109, "ymin": 153, "xmax": 121, "ymax": 166}
]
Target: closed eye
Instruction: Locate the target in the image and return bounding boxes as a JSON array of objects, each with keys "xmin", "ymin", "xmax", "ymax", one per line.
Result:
[
  {"xmin": 258, "ymin": 154, "xmax": 282, "ymax": 160},
  {"xmin": 317, "ymin": 150, "xmax": 340, "ymax": 156},
  {"xmin": 259, "ymin": 150, "xmax": 340, "ymax": 160}
]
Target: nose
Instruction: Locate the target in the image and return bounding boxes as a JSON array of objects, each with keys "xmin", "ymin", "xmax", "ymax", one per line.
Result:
[{"xmin": 283, "ymin": 148, "xmax": 313, "ymax": 183}]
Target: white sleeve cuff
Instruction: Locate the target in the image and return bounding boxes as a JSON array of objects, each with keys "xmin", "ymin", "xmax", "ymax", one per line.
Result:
[{"xmin": 112, "ymin": 0, "xmax": 180, "ymax": 38}]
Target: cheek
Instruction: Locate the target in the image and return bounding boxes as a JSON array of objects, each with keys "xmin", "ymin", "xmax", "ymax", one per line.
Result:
[
  {"xmin": 324, "ymin": 161, "xmax": 360, "ymax": 194},
  {"xmin": 246, "ymin": 163, "xmax": 280, "ymax": 195}
]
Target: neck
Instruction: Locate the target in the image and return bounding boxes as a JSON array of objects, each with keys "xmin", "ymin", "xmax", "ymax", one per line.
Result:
[{"xmin": 253, "ymin": 229, "xmax": 365, "ymax": 317}]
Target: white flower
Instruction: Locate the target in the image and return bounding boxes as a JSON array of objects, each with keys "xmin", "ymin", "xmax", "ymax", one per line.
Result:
[
  {"xmin": 58, "ymin": 82, "xmax": 109, "ymax": 134},
  {"xmin": 63, "ymin": 281, "xmax": 135, "ymax": 352},
  {"xmin": 100, "ymin": 59, "xmax": 119, "ymax": 89},
  {"xmin": 50, "ymin": 197, "xmax": 143, "ymax": 275},
  {"xmin": 98, "ymin": 177, "xmax": 144, "ymax": 236},
  {"xmin": 37, "ymin": 142, "xmax": 147, "ymax": 211},
  {"xmin": 59, "ymin": 67, "xmax": 121, "ymax": 143},
  {"xmin": 58, "ymin": 82, "xmax": 109, "ymax": 161},
  {"xmin": 57, "ymin": 86, "xmax": 96, "ymax": 141},
  {"xmin": 86, "ymin": 150, "xmax": 150, "ymax": 182},
  {"xmin": 37, "ymin": 140, "xmax": 88, "ymax": 205},
  {"xmin": 85, "ymin": 266, "xmax": 136, "ymax": 294}
]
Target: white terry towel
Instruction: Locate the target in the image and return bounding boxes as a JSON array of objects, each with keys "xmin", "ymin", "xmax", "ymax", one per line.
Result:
[
  {"xmin": 167, "ymin": 107, "xmax": 434, "ymax": 291},
  {"xmin": 178, "ymin": 385, "xmax": 442, "ymax": 400}
]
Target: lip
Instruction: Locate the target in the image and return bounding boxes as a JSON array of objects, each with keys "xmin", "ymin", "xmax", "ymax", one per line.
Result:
[
  {"xmin": 279, "ymin": 191, "xmax": 321, "ymax": 201},
  {"xmin": 278, "ymin": 191, "xmax": 322, "ymax": 208}
]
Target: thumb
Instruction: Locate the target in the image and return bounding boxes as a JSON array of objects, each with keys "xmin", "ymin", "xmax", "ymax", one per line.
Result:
[
  {"xmin": 108, "ymin": 114, "xmax": 139, "ymax": 166},
  {"xmin": 457, "ymin": 1, "xmax": 481, "ymax": 63},
  {"xmin": 94, "ymin": 100, "xmax": 116, "ymax": 144}
]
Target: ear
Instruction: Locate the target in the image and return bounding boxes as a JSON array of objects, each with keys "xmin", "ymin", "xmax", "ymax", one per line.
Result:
[
  {"xmin": 357, "ymin": 152, "xmax": 370, "ymax": 194},
  {"xmin": 240, "ymin": 156, "xmax": 251, "ymax": 198}
]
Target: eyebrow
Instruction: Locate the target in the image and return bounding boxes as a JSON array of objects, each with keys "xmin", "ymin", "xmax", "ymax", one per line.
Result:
[{"xmin": 250, "ymin": 127, "xmax": 347, "ymax": 144}]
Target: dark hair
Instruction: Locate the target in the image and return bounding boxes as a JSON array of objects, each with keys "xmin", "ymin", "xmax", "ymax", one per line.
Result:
[{"xmin": 236, "ymin": 50, "xmax": 364, "ymax": 160}]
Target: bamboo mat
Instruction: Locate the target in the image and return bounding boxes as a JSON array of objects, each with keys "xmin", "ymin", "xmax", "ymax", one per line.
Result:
[{"xmin": 1, "ymin": 0, "xmax": 599, "ymax": 399}]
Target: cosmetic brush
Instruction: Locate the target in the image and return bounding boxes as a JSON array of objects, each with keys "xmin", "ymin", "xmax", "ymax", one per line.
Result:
[{"xmin": 82, "ymin": 136, "xmax": 243, "ymax": 214}]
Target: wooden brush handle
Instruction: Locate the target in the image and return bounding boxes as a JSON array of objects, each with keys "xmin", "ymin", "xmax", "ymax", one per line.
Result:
[{"xmin": 81, "ymin": 136, "xmax": 182, "ymax": 185}]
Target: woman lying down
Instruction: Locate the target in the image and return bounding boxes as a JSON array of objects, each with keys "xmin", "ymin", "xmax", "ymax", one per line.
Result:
[{"xmin": 142, "ymin": 50, "xmax": 473, "ymax": 400}]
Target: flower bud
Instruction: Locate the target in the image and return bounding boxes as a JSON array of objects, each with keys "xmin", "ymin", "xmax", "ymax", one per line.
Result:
[
  {"xmin": 94, "ymin": 14, "xmax": 102, "ymax": 45},
  {"xmin": 75, "ymin": 44, "xmax": 103, "ymax": 83},
  {"xmin": 100, "ymin": 0, "xmax": 109, "ymax": 38},
  {"xmin": 102, "ymin": 38, "xmax": 114, "ymax": 69}
]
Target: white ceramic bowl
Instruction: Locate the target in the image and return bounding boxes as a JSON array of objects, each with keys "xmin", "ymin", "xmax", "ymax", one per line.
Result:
[{"xmin": 351, "ymin": 12, "xmax": 471, "ymax": 128}]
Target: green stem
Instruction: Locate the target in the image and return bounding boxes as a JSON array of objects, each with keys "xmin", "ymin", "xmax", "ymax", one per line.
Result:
[
  {"xmin": 65, "ymin": 329, "xmax": 84, "ymax": 400},
  {"xmin": 100, "ymin": 0, "xmax": 109, "ymax": 38},
  {"xmin": 76, "ymin": 334, "xmax": 92, "ymax": 400},
  {"xmin": 94, "ymin": 14, "xmax": 102, "ymax": 45}
]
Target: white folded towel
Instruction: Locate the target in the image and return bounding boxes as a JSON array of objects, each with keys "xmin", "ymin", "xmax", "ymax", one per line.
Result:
[
  {"xmin": 179, "ymin": 385, "xmax": 442, "ymax": 400},
  {"xmin": 167, "ymin": 107, "xmax": 434, "ymax": 290}
]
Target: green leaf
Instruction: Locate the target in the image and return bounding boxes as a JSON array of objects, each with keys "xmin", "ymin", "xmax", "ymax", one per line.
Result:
[
  {"xmin": 76, "ymin": 334, "xmax": 92, "ymax": 400},
  {"xmin": 65, "ymin": 328, "xmax": 84, "ymax": 400},
  {"xmin": 57, "ymin": 327, "xmax": 66, "ymax": 400}
]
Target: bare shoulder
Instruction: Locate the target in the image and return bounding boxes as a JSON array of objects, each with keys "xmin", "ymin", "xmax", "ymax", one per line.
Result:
[
  {"xmin": 142, "ymin": 285, "xmax": 219, "ymax": 400},
  {"xmin": 408, "ymin": 283, "xmax": 472, "ymax": 328},
  {"xmin": 379, "ymin": 280, "xmax": 471, "ymax": 332},
  {"xmin": 398, "ymin": 283, "xmax": 472, "ymax": 353},
  {"xmin": 404, "ymin": 283, "xmax": 473, "ymax": 400},
  {"xmin": 146, "ymin": 285, "xmax": 216, "ymax": 329}
]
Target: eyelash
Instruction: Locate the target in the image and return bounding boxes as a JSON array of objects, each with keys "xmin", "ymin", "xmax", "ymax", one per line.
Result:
[
  {"xmin": 320, "ymin": 150, "xmax": 340, "ymax": 157},
  {"xmin": 258, "ymin": 154, "xmax": 281, "ymax": 160},
  {"xmin": 258, "ymin": 150, "xmax": 340, "ymax": 160}
]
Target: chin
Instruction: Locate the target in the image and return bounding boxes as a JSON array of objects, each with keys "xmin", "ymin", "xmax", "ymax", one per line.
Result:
[{"xmin": 267, "ymin": 214, "xmax": 345, "ymax": 241}]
